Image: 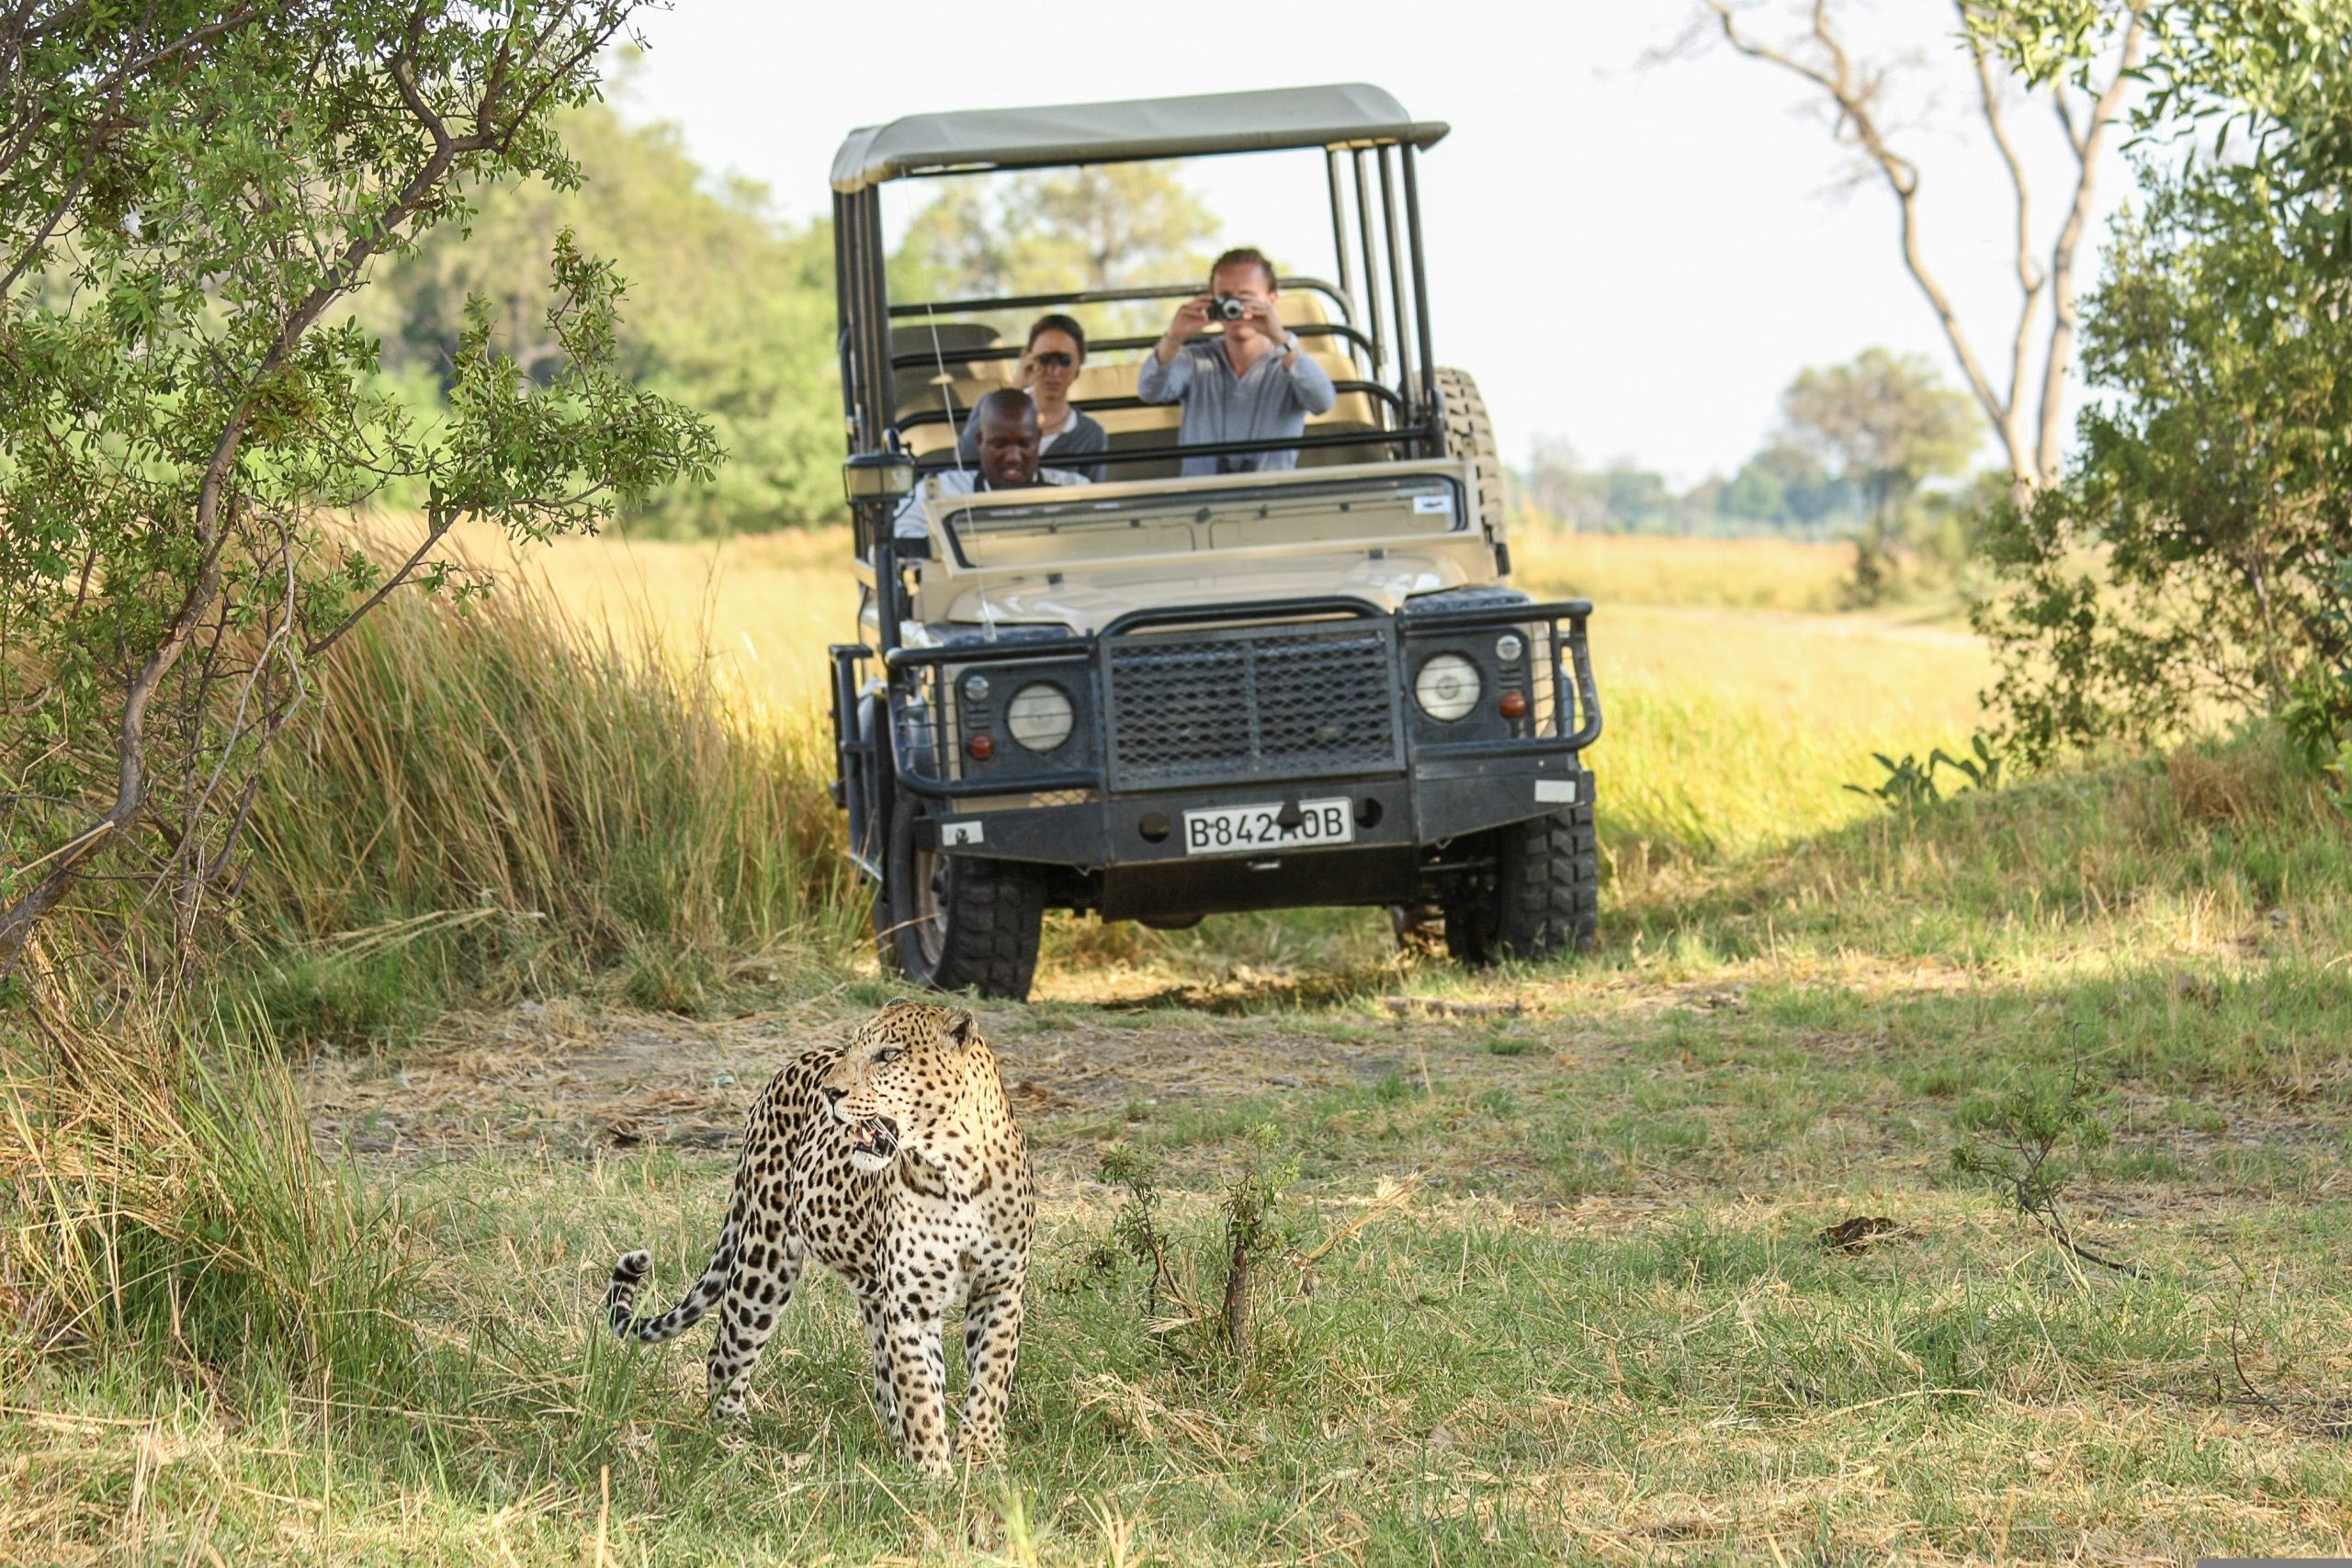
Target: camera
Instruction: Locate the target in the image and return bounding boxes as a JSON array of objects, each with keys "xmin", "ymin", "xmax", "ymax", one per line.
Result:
[{"xmin": 1208, "ymin": 294, "xmax": 1249, "ymax": 321}]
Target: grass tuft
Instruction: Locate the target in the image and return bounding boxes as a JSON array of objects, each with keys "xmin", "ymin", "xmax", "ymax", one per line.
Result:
[
  {"xmin": 236, "ymin": 575, "xmax": 861, "ymax": 1032},
  {"xmin": 0, "ymin": 970, "xmax": 415, "ymax": 1387}
]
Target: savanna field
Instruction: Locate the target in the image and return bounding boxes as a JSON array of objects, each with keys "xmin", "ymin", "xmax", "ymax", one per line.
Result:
[{"xmin": 8, "ymin": 527, "xmax": 2351, "ymax": 1565}]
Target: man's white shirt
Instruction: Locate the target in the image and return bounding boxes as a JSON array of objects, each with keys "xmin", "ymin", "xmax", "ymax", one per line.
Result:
[{"xmin": 892, "ymin": 467, "xmax": 1090, "ymax": 540}]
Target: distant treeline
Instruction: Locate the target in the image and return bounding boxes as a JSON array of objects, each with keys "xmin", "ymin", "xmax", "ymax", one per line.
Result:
[
  {"xmin": 1509, "ymin": 440, "xmax": 1866, "ymax": 541},
  {"xmin": 364, "ymin": 99, "xmax": 1989, "ymax": 558},
  {"xmin": 357, "ymin": 100, "xmax": 841, "ymax": 535}
]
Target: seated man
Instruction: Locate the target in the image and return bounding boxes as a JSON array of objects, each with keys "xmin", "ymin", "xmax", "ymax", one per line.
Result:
[
  {"xmin": 893, "ymin": 387, "xmax": 1088, "ymax": 541},
  {"xmin": 1138, "ymin": 246, "xmax": 1336, "ymax": 478}
]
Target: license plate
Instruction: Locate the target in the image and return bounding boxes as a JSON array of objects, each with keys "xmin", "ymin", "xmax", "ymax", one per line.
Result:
[{"xmin": 1182, "ymin": 797, "xmax": 1354, "ymax": 856}]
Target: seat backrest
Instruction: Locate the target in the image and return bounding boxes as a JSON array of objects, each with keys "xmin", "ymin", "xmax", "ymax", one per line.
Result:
[
  {"xmin": 898, "ymin": 349, "xmax": 1390, "ymax": 470},
  {"xmin": 889, "ymin": 323, "xmax": 1012, "ymax": 409},
  {"xmin": 1275, "ymin": 292, "xmax": 1330, "ymax": 328}
]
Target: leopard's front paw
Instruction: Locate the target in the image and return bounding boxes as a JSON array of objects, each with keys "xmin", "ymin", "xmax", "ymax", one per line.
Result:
[{"xmin": 906, "ymin": 1442, "xmax": 956, "ymax": 1479}]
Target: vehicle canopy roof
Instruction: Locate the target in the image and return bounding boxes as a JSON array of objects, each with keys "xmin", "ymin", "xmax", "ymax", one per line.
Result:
[{"xmin": 829, "ymin": 83, "xmax": 1449, "ymax": 194}]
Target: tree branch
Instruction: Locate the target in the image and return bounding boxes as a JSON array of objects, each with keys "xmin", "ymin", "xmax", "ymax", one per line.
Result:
[
  {"xmin": 301, "ymin": 505, "xmax": 460, "ymax": 661},
  {"xmin": 1961, "ymin": 0, "xmax": 2045, "ymax": 467},
  {"xmin": 2036, "ymin": 4, "xmax": 2148, "ymax": 484},
  {"xmin": 1707, "ymin": 0, "xmax": 2030, "ymax": 479}
]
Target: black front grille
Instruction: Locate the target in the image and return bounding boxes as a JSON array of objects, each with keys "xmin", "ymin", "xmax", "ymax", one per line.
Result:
[{"xmin": 1103, "ymin": 621, "xmax": 1403, "ymax": 790}]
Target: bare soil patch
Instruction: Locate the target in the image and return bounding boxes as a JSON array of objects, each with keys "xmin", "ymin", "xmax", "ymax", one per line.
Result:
[{"xmin": 300, "ymin": 992, "xmax": 1473, "ymax": 1168}]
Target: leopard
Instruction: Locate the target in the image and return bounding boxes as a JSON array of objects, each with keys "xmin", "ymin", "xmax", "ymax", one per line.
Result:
[{"xmin": 605, "ymin": 998, "xmax": 1035, "ymax": 1475}]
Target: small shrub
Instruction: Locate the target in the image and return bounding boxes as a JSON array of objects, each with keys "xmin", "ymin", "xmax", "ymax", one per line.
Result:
[
  {"xmin": 1951, "ymin": 1056, "xmax": 2135, "ymax": 1275},
  {"xmin": 620, "ymin": 943, "xmax": 715, "ymax": 1015},
  {"xmin": 1846, "ymin": 733, "xmax": 2004, "ymax": 809},
  {"xmin": 248, "ymin": 951, "xmax": 426, "ymax": 1050},
  {"xmin": 1089, "ymin": 1125, "xmax": 1301, "ymax": 1363}
]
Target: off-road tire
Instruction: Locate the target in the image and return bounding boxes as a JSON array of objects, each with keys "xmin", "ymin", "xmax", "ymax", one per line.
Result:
[
  {"xmin": 878, "ymin": 805, "xmax": 1044, "ymax": 1000},
  {"xmin": 1432, "ymin": 367, "xmax": 1504, "ymax": 540},
  {"xmin": 1443, "ymin": 789, "xmax": 1600, "ymax": 965}
]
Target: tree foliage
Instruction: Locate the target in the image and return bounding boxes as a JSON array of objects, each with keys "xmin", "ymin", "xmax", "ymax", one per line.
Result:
[
  {"xmin": 0, "ymin": 2, "xmax": 718, "ymax": 975},
  {"xmin": 1781, "ymin": 348, "xmax": 1982, "ymax": 600},
  {"xmin": 892, "ymin": 161, "xmax": 1219, "ymax": 331},
  {"xmin": 1970, "ymin": 1, "xmax": 2352, "ymax": 763},
  {"xmin": 362, "ymin": 93, "xmax": 839, "ymax": 533},
  {"xmin": 1782, "ymin": 349, "xmax": 1982, "ymax": 525}
]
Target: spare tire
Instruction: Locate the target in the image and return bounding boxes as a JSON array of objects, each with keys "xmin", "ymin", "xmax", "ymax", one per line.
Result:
[{"xmin": 1432, "ymin": 367, "xmax": 1505, "ymax": 541}]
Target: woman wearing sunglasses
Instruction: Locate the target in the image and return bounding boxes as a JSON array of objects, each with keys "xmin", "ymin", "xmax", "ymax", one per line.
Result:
[{"xmin": 958, "ymin": 313, "xmax": 1108, "ymax": 482}]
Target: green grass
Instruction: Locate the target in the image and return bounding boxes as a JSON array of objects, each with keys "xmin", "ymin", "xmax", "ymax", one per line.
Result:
[
  {"xmin": 8, "ymin": 542, "xmax": 2352, "ymax": 1562},
  {"xmin": 11, "ymin": 722, "xmax": 2352, "ymax": 1562}
]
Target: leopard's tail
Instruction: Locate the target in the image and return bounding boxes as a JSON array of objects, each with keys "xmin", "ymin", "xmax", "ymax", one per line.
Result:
[{"xmin": 606, "ymin": 1198, "xmax": 741, "ymax": 1345}]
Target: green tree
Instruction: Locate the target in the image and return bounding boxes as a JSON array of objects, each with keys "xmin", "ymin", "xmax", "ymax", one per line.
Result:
[
  {"xmin": 1968, "ymin": 0, "xmax": 2352, "ymax": 763},
  {"xmin": 365, "ymin": 98, "xmax": 840, "ymax": 533},
  {"xmin": 894, "ymin": 160, "xmax": 1218, "ymax": 329},
  {"xmin": 1718, "ymin": 456, "xmax": 1788, "ymax": 525},
  {"xmin": 1781, "ymin": 349, "xmax": 1981, "ymax": 598},
  {"xmin": 1718, "ymin": 443, "xmax": 1855, "ymax": 534},
  {"xmin": 1974, "ymin": 171, "xmax": 2352, "ymax": 761},
  {"xmin": 0, "ymin": 3, "xmax": 718, "ymax": 972}
]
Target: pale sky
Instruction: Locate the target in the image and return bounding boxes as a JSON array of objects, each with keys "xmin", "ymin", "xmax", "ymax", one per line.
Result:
[{"xmin": 622, "ymin": 0, "xmax": 2132, "ymax": 484}]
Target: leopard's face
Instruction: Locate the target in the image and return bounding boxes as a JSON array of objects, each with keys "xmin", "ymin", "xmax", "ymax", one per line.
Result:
[{"xmin": 821, "ymin": 1000, "xmax": 982, "ymax": 1173}]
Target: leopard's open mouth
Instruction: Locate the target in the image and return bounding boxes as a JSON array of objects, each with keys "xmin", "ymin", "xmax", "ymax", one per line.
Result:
[{"xmin": 851, "ymin": 1116, "xmax": 899, "ymax": 1162}]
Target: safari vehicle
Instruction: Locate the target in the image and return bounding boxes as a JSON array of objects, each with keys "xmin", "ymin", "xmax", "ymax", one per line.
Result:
[{"xmin": 825, "ymin": 85, "xmax": 1602, "ymax": 1000}]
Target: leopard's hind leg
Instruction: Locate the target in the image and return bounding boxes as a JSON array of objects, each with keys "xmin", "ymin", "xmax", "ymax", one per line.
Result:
[{"xmin": 706, "ymin": 1237, "xmax": 805, "ymax": 1420}]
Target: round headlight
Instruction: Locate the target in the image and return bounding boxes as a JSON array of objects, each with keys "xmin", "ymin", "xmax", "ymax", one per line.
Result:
[
  {"xmin": 1006, "ymin": 683, "xmax": 1075, "ymax": 751},
  {"xmin": 1414, "ymin": 653, "xmax": 1481, "ymax": 722}
]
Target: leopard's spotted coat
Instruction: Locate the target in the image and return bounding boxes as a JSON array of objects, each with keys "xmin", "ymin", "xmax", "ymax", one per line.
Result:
[{"xmin": 605, "ymin": 999, "xmax": 1034, "ymax": 1473}]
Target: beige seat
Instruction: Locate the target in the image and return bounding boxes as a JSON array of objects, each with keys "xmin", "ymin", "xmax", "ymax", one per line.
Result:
[
  {"xmin": 1275, "ymin": 293, "xmax": 1330, "ymax": 328},
  {"xmin": 899, "ymin": 348, "xmax": 1385, "ymax": 468}
]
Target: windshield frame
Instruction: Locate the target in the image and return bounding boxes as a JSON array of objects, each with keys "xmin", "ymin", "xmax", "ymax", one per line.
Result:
[{"xmin": 927, "ymin": 466, "xmax": 1472, "ymax": 574}]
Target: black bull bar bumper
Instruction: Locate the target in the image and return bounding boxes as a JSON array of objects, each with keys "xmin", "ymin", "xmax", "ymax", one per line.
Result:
[{"xmin": 830, "ymin": 596, "xmax": 1599, "ymax": 905}]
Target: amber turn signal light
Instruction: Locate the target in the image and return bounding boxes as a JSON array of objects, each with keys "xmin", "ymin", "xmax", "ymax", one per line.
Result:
[
  {"xmin": 966, "ymin": 733, "xmax": 995, "ymax": 761},
  {"xmin": 1498, "ymin": 691, "xmax": 1528, "ymax": 720}
]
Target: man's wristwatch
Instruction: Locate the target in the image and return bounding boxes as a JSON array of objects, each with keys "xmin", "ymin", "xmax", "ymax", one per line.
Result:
[{"xmin": 1280, "ymin": 330, "xmax": 1300, "ymax": 354}]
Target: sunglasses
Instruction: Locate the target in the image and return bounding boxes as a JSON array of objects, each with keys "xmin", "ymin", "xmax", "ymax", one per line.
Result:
[{"xmin": 1030, "ymin": 352, "xmax": 1076, "ymax": 370}]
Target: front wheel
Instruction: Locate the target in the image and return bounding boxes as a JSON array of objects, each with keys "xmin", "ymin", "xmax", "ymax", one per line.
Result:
[
  {"xmin": 1443, "ymin": 787, "xmax": 1600, "ymax": 965},
  {"xmin": 877, "ymin": 804, "xmax": 1045, "ymax": 1000}
]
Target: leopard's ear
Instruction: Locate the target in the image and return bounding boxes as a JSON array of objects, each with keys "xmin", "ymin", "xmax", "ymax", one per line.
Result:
[{"xmin": 945, "ymin": 1009, "xmax": 981, "ymax": 1050}]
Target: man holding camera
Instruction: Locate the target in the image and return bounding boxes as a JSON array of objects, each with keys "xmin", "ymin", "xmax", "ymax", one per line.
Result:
[{"xmin": 1139, "ymin": 247, "xmax": 1336, "ymax": 477}]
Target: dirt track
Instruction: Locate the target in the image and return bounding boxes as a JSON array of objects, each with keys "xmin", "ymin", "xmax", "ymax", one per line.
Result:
[{"xmin": 300, "ymin": 990, "xmax": 1477, "ymax": 1167}]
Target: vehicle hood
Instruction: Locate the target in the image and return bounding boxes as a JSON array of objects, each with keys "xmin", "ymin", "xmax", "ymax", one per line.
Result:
[{"xmin": 941, "ymin": 551, "xmax": 1473, "ymax": 635}]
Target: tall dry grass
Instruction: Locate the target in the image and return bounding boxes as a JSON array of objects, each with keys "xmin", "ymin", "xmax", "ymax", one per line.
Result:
[
  {"xmin": 0, "ymin": 962, "xmax": 413, "ymax": 1382},
  {"xmin": 4, "ymin": 558, "xmax": 870, "ymax": 1381},
  {"xmin": 209, "ymin": 522, "xmax": 1994, "ymax": 1010},
  {"xmin": 1509, "ymin": 525, "xmax": 1868, "ymax": 616},
  {"xmin": 237, "ymin": 575, "xmax": 859, "ymax": 1020}
]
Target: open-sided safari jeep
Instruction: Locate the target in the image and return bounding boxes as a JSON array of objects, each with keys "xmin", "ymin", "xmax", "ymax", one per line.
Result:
[{"xmin": 825, "ymin": 85, "xmax": 1602, "ymax": 1000}]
